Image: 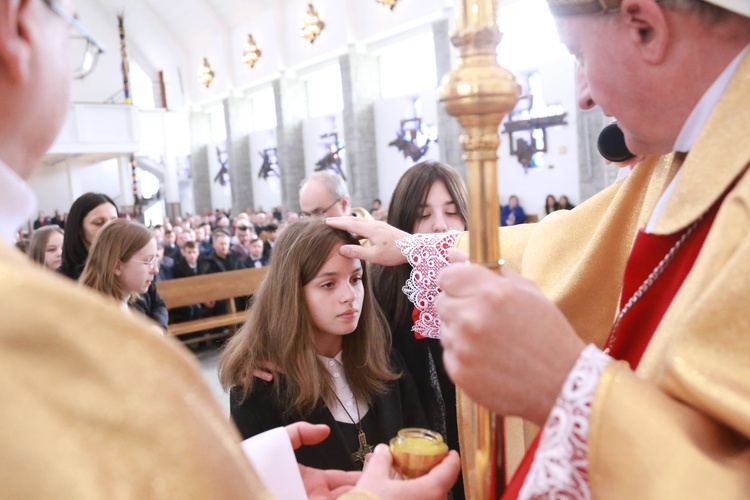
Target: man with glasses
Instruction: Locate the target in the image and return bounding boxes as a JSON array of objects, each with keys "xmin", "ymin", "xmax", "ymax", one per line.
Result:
[
  {"xmin": 0, "ymin": 1, "xmax": 459, "ymax": 498},
  {"xmin": 299, "ymin": 170, "xmax": 371, "ymax": 219}
]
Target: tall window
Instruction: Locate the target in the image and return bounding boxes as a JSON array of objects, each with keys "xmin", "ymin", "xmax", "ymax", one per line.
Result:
[
  {"xmin": 305, "ymin": 65, "xmax": 344, "ymax": 118},
  {"xmin": 131, "ymin": 61, "xmax": 155, "ymax": 110},
  {"xmin": 497, "ymin": 0, "xmax": 570, "ymax": 71},
  {"xmin": 209, "ymin": 105, "xmax": 227, "ymax": 144},
  {"xmin": 378, "ymin": 32, "xmax": 437, "ymax": 99},
  {"xmin": 249, "ymin": 86, "xmax": 277, "ymax": 131}
]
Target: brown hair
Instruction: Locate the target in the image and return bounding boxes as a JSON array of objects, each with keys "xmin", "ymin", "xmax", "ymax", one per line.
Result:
[
  {"xmin": 80, "ymin": 219, "xmax": 154, "ymax": 303},
  {"xmin": 219, "ymin": 219, "xmax": 397, "ymax": 415},
  {"xmin": 28, "ymin": 225, "xmax": 64, "ymax": 266},
  {"xmin": 371, "ymin": 160, "xmax": 468, "ymax": 328}
]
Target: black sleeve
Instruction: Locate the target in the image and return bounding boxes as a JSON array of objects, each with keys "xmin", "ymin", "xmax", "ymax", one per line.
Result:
[
  {"xmin": 132, "ymin": 283, "xmax": 168, "ymax": 329},
  {"xmin": 390, "ymin": 350, "xmax": 429, "ymax": 430},
  {"xmin": 146, "ymin": 284, "xmax": 168, "ymax": 329},
  {"xmin": 229, "ymin": 383, "xmax": 288, "ymax": 440}
]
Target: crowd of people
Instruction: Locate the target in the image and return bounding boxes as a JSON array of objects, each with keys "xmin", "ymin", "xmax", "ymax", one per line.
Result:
[{"xmin": 2, "ymin": 0, "xmax": 749, "ymax": 498}]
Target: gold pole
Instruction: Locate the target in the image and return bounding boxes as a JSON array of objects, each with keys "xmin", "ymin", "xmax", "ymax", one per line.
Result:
[{"xmin": 438, "ymin": 1, "xmax": 519, "ymax": 498}]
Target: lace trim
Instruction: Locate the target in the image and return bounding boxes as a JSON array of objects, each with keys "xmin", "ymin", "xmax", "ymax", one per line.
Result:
[
  {"xmin": 519, "ymin": 345, "xmax": 612, "ymax": 500},
  {"xmin": 396, "ymin": 231, "xmax": 460, "ymax": 339}
]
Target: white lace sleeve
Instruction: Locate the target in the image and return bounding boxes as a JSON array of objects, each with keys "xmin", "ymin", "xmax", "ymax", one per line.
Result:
[
  {"xmin": 519, "ymin": 345, "xmax": 613, "ymax": 500},
  {"xmin": 395, "ymin": 231, "xmax": 461, "ymax": 339}
]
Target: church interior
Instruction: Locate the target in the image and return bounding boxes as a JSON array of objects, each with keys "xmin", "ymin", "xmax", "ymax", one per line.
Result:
[{"xmin": 30, "ymin": 0, "xmax": 618, "ymax": 228}]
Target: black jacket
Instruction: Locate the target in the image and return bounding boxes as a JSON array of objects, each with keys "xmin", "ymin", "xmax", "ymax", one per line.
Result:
[
  {"xmin": 230, "ymin": 352, "xmax": 427, "ymax": 471},
  {"xmin": 132, "ymin": 282, "xmax": 168, "ymax": 329},
  {"xmin": 198, "ymin": 251, "xmax": 245, "ymax": 275}
]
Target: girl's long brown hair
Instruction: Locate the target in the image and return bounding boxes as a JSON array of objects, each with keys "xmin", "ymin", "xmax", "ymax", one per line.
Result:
[{"xmin": 219, "ymin": 220, "xmax": 397, "ymax": 416}]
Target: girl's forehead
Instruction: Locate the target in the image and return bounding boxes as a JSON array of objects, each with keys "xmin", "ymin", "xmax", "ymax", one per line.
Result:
[{"xmin": 316, "ymin": 249, "xmax": 361, "ymax": 275}]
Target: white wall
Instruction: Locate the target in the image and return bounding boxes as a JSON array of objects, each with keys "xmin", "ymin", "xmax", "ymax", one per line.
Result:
[
  {"xmin": 27, "ymin": 162, "xmax": 74, "ymax": 215},
  {"xmin": 28, "ymin": 157, "xmax": 123, "ymax": 216}
]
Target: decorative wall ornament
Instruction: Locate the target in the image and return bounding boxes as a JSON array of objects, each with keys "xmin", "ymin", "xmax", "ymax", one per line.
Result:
[
  {"xmin": 214, "ymin": 145, "xmax": 230, "ymax": 186},
  {"xmin": 258, "ymin": 148, "xmax": 280, "ymax": 180},
  {"xmin": 301, "ymin": 4, "xmax": 325, "ymax": 44},
  {"xmin": 388, "ymin": 117, "xmax": 438, "ymax": 163},
  {"xmin": 117, "ymin": 14, "xmax": 132, "ymax": 104},
  {"xmin": 315, "ymin": 130, "xmax": 346, "ymax": 180},
  {"xmin": 130, "ymin": 153, "xmax": 139, "ymax": 203},
  {"xmin": 242, "ymin": 34, "xmax": 261, "ymax": 68},
  {"xmin": 502, "ymin": 72, "xmax": 567, "ymax": 172},
  {"xmin": 198, "ymin": 57, "xmax": 215, "ymax": 88},
  {"xmin": 377, "ymin": 0, "xmax": 400, "ymax": 10}
]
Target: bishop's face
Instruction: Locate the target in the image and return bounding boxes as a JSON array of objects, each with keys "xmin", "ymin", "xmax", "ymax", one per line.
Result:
[{"xmin": 556, "ymin": 12, "xmax": 685, "ymax": 156}]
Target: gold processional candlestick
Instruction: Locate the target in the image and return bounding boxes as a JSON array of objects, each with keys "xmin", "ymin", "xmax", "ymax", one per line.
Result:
[{"xmin": 438, "ymin": 0, "xmax": 520, "ymax": 498}]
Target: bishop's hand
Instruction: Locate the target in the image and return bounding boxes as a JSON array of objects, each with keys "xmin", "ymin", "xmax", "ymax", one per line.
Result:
[{"xmin": 436, "ymin": 260, "xmax": 586, "ymax": 425}]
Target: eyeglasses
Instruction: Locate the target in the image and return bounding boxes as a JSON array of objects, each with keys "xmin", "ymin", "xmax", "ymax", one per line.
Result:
[
  {"xmin": 299, "ymin": 198, "xmax": 342, "ymax": 219},
  {"xmin": 43, "ymin": 0, "xmax": 106, "ymax": 79},
  {"xmin": 132, "ymin": 256, "xmax": 160, "ymax": 269}
]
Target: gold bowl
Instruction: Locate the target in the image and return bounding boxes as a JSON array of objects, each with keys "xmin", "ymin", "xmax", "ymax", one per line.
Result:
[{"xmin": 389, "ymin": 428, "xmax": 449, "ymax": 479}]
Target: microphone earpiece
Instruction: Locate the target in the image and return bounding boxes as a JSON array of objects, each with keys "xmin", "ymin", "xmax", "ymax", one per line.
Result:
[{"xmin": 597, "ymin": 122, "xmax": 635, "ymax": 163}]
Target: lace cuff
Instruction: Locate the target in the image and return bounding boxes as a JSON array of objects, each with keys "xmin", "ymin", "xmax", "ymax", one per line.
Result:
[
  {"xmin": 396, "ymin": 231, "xmax": 461, "ymax": 339},
  {"xmin": 519, "ymin": 345, "xmax": 612, "ymax": 500}
]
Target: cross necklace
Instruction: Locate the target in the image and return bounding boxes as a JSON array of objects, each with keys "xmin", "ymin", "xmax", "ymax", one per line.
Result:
[{"xmin": 334, "ymin": 393, "xmax": 373, "ymax": 465}]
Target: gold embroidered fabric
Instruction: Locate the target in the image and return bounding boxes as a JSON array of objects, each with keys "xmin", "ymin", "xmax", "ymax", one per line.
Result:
[
  {"xmin": 589, "ymin": 50, "xmax": 750, "ymax": 498},
  {"xmin": 455, "ymin": 51, "xmax": 750, "ymax": 496},
  {"xmin": 0, "ymin": 244, "xmax": 271, "ymax": 498}
]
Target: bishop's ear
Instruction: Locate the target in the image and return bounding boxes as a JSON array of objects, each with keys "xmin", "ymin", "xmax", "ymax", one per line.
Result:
[
  {"xmin": 0, "ymin": 0, "xmax": 35, "ymax": 84},
  {"xmin": 620, "ymin": 0, "xmax": 670, "ymax": 64}
]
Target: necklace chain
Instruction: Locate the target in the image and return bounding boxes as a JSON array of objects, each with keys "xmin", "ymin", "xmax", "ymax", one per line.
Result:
[
  {"xmin": 333, "ymin": 393, "xmax": 373, "ymax": 464},
  {"xmin": 605, "ymin": 216, "xmax": 704, "ymax": 354}
]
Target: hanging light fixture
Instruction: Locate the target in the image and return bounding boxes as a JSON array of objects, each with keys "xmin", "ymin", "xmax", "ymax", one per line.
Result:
[
  {"xmin": 242, "ymin": 34, "xmax": 261, "ymax": 68},
  {"xmin": 377, "ymin": 0, "xmax": 400, "ymax": 10},
  {"xmin": 300, "ymin": 3, "xmax": 324, "ymax": 44},
  {"xmin": 197, "ymin": 57, "xmax": 214, "ymax": 88}
]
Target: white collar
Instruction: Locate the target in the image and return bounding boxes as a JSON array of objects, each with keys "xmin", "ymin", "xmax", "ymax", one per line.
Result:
[
  {"xmin": 0, "ymin": 160, "xmax": 36, "ymax": 243},
  {"xmin": 673, "ymin": 44, "xmax": 749, "ymax": 153},
  {"xmin": 317, "ymin": 350, "xmax": 344, "ymax": 365}
]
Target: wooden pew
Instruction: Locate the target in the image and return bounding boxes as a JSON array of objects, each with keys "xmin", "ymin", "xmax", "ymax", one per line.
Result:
[{"xmin": 156, "ymin": 267, "xmax": 267, "ymax": 344}]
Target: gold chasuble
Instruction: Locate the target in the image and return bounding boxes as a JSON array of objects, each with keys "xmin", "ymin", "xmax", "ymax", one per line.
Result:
[
  {"xmin": 0, "ymin": 242, "xmax": 271, "ymax": 498},
  {"xmin": 455, "ymin": 50, "xmax": 750, "ymax": 496}
]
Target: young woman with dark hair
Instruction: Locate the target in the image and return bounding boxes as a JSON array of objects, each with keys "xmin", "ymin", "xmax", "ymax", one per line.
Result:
[
  {"xmin": 220, "ymin": 220, "xmax": 426, "ymax": 472},
  {"xmin": 59, "ymin": 192, "xmax": 118, "ymax": 280},
  {"xmin": 370, "ymin": 160, "xmax": 468, "ymax": 498}
]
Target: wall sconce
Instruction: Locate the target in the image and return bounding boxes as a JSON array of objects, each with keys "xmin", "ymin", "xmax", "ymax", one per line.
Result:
[
  {"xmin": 377, "ymin": 0, "xmax": 400, "ymax": 10},
  {"xmin": 300, "ymin": 4, "xmax": 324, "ymax": 44},
  {"xmin": 242, "ymin": 34, "xmax": 261, "ymax": 68},
  {"xmin": 197, "ymin": 57, "xmax": 214, "ymax": 88}
]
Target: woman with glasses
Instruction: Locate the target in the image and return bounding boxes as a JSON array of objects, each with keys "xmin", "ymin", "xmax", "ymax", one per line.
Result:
[
  {"xmin": 80, "ymin": 219, "xmax": 164, "ymax": 333},
  {"xmin": 60, "ymin": 193, "xmax": 168, "ymax": 329}
]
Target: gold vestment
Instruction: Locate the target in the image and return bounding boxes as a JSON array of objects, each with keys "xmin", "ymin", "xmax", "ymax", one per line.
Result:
[
  {"xmin": 455, "ymin": 51, "xmax": 750, "ymax": 497},
  {"xmin": 0, "ymin": 242, "xmax": 271, "ymax": 498}
]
